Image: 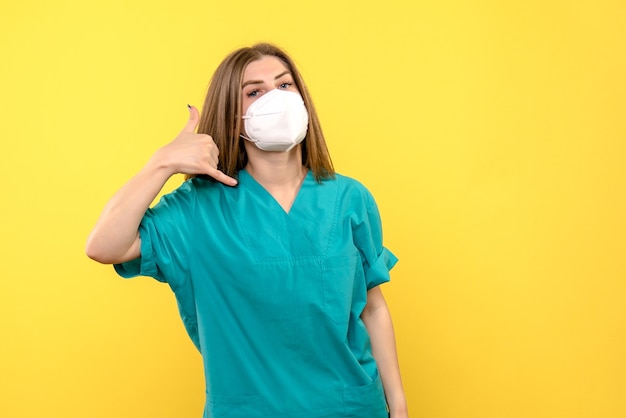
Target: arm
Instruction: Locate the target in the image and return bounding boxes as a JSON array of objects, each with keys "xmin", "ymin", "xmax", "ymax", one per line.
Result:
[
  {"xmin": 85, "ymin": 106, "xmax": 237, "ymax": 265},
  {"xmin": 361, "ymin": 286, "xmax": 409, "ymax": 418}
]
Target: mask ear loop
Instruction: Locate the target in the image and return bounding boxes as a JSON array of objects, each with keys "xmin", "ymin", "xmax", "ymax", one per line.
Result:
[
  {"xmin": 239, "ymin": 118, "xmax": 257, "ymax": 143},
  {"xmin": 239, "ymin": 133, "xmax": 257, "ymax": 142}
]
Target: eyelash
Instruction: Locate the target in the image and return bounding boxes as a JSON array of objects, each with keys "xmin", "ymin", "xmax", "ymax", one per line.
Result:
[{"xmin": 246, "ymin": 82, "xmax": 293, "ymax": 97}]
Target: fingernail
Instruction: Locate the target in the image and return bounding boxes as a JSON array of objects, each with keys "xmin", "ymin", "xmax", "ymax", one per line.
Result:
[{"xmin": 187, "ymin": 104, "xmax": 192, "ymax": 110}]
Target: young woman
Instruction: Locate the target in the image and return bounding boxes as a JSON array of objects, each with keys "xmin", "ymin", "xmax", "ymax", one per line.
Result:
[{"xmin": 86, "ymin": 43, "xmax": 408, "ymax": 418}]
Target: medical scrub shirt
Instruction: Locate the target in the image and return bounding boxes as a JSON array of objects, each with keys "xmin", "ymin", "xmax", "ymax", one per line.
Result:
[{"xmin": 115, "ymin": 170, "xmax": 398, "ymax": 418}]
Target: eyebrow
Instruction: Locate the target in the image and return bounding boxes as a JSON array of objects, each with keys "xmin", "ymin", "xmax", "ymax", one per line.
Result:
[{"xmin": 242, "ymin": 71, "xmax": 292, "ymax": 88}]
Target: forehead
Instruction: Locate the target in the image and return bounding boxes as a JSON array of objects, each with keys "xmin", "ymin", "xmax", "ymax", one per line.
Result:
[{"xmin": 243, "ymin": 55, "xmax": 290, "ymax": 81}]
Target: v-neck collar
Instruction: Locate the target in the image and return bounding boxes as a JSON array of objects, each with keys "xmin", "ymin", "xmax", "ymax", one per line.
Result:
[{"xmin": 239, "ymin": 169, "xmax": 312, "ymax": 216}]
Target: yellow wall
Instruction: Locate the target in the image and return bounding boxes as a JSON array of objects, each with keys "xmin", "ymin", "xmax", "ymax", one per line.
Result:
[{"xmin": 1, "ymin": 1, "xmax": 625, "ymax": 417}]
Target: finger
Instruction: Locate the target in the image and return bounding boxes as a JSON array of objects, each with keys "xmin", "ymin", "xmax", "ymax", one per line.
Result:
[
  {"xmin": 182, "ymin": 104, "xmax": 200, "ymax": 133},
  {"xmin": 206, "ymin": 167, "xmax": 238, "ymax": 187}
]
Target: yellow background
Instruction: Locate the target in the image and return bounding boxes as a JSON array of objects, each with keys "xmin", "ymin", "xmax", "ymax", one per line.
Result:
[{"xmin": 1, "ymin": 0, "xmax": 625, "ymax": 417}]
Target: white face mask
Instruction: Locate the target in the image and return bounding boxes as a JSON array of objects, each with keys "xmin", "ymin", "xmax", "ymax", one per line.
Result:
[{"xmin": 241, "ymin": 89, "xmax": 309, "ymax": 152}]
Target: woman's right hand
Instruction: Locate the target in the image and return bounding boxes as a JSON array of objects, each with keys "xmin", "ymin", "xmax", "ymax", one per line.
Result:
[
  {"xmin": 85, "ymin": 106, "xmax": 238, "ymax": 264},
  {"xmin": 151, "ymin": 105, "xmax": 238, "ymax": 186}
]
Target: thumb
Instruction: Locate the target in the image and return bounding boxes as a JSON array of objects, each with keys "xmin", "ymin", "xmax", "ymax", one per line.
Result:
[{"xmin": 182, "ymin": 104, "xmax": 200, "ymax": 133}]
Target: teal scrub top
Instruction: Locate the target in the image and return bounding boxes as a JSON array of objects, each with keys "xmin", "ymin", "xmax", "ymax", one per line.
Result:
[{"xmin": 115, "ymin": 170, "xmax": 398, "ymax": 418}]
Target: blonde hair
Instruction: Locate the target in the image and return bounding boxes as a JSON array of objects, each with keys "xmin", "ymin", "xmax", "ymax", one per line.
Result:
[{"xmin": 187, "ymin": 43, "xmax": 335, "ymax": 182}]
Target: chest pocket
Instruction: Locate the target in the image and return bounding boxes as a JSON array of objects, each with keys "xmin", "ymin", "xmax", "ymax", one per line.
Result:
[{"xmin": 322, "ymin": 254, "xmax": 360, "ymax": 325}]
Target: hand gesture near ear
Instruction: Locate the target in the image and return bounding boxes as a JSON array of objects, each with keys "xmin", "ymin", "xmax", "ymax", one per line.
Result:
[
  {"xmin": 86, "ymin": 105, "xmax": 237, "ymax": 264},
  {"xmin": 152, "ymin": 105, "xmax": 237, "ymax": 186}
]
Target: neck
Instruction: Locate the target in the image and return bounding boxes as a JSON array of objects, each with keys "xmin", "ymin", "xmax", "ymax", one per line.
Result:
[
  {"xmin": 243, "ymin": 143, "xmax": 308, "ymax": 214},
  {"xmin": 244, "ymin": 143, "xmax": 306, "ymax": 188}
]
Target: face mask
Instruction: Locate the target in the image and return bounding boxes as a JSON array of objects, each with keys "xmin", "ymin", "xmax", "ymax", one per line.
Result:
[{"xmin": 241, "ymin": 89, "xmax": 309, "ymax": 152}]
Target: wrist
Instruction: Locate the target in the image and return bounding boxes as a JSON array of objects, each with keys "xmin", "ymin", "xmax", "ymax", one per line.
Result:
[
  {"xmin": 146, "ymin": 148, "xmax": 178, "ymax": 178},
  {"xmin": 388, "ymin": 395, "xmax": 408, "ymax": 416}
]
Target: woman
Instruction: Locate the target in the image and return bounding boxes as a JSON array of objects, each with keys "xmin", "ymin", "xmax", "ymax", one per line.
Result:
[{"xmin": 86, "ymin": 43, "xmax": 408, "ymax": 418}]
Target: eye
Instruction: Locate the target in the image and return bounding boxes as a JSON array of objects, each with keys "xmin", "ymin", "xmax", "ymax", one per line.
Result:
[
  {"xmin": 247, "ymin": 89, "xmax": 260, "ymax": 97},
  {"xmin": 279, "ymin": 82, "xmax": 293, "ymax": 89}
]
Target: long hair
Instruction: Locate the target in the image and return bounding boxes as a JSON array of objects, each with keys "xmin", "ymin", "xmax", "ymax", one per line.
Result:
[{"xmin": 187, "ymin": 43, "xmax": 334, "ymax": 182}]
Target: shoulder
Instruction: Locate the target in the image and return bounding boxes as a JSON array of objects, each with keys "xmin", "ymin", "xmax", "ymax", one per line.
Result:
[
  {"xmin": 332, "ymin": 173, "xmax": 375, "ymax": 199},
  {"xmin": 325, "ymin": 173, "xmax": 377, "ymax": 211},
  {"xmin": 184, "ymin": 176, "xmax": 219, "ymax": 191},
  {"xmin": 167, "ymin": 177, "xmax": 224, "ymax": 198},
  {"xmin": 153, "ymin": 177, "xmax": 222, "ymax": 211},
  {"xmin": 326, "ymin": 172, "xmax": 365, "ymax": 190}
]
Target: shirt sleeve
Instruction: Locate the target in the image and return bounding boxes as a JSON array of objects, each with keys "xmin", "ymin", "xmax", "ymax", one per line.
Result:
[
  {"xmin": 113, "ymin": 180, "xmax": 197, "ymax": 288},
  {"xmin": 351, "ymin": 184, "xmax": 398, "ymax": 290}
]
